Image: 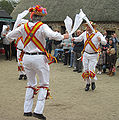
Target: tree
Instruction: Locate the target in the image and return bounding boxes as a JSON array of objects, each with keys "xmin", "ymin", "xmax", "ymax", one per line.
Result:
[{"xmin": 0, "ymin": 0, "xmax": 19, "ymax": 15}]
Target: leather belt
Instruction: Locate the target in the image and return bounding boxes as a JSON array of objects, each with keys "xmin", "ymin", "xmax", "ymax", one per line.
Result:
[
  {"xmin": 84, "ymin": 51, "xmax": 98, "ymax": 54},
  {"xmin": 24, "ymin": 52, "xmax": 46, "ymax": 55},
  {"xmin": 17, "ymin": 47, "xmax": 23, "ymax": 51}
]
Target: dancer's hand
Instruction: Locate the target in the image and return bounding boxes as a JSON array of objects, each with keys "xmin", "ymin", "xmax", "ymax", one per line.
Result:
[{"xmin": 71, "ymin": 38, "xmax": 75, "ymax": 41}]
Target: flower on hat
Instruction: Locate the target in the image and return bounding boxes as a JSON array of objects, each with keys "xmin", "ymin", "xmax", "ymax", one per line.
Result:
[
  {"xmin": 29, "ymin": 7, "xmax": 35, "ymax": 12},
  {"xmin": 35, "ymin": 5, "xmax": 40, "ymax": 11},
  {"xmin": 29, "ymin": 4, "xmax": 47, "ymax": 17}
]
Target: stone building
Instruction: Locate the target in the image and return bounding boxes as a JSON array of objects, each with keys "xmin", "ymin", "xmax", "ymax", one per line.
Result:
[{"xmin": 11, "ymin": 0, "xmax": 119, "ymax": 37}]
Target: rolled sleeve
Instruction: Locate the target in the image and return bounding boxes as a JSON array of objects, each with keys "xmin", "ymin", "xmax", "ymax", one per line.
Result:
[
  {"xmin": 42, "ymin": 24, "xmax": 64, "ymax": 41},
  {"xmin": 6, "ymin": 27, "xmax": 22, "ymax": 42},
  {"xmin": 74, "ymin": 32, "xmax": 84, "ymax": 42}
]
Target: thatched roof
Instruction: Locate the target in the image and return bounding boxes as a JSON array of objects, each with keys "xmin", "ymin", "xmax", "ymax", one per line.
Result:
[
  {"xmin": 11, "ymin": 0, "xmax": 119, "ymax": 22},
  {"xmin": 0, "ymin": 10, "xmax": 12, "ymax": 19}
]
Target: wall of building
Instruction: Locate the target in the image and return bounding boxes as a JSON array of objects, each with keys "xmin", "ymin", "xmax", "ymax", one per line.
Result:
[{"xmin": 46, "ymin": 22, "xmax": 65, "ymax": 33}]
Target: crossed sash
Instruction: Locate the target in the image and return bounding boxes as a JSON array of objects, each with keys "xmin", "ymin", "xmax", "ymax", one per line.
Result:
[
  {"xmin": 24, "ymin": 21, "xmax": 44, "ymax": 50},
  {"xmin": 16, "ymin": 37, "xmax": 24, "ymax": 71},
  {"xmin": 82, "ymin": 31, "xmax": 99, "ymax": 54},
  {"xmin": 24, "ymin": 21, "xmax": 57, "ymax": 65},
  {"xmin": 16, "ymin": 36, "xmax": 24, "ymax": 45}
]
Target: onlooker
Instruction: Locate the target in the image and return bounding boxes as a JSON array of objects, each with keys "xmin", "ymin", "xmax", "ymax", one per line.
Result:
[
  {"xmin": 73, "ymin": 30, "xmax": 84, "ymax": 73},
  {"xmin": 107, "ymin": 38, "xmax": 116, "ymax": 76},
  {"xmin": 68, "ymin": 43, "xmax": 74, "ymax": 68},
  {"xmin": 97, "ymin": 48, "xmax": 103, "ymax": 74},
  {"xmin": 111, "ymin": 33, "xmax": 119, "ymax": 54},
  {"xmin": 1, "ymin": 25, "xmax": 11, "ymax": 60},
  {"xmin": 103, "ymin": 31, "xmax": 108, "ymax": 38},
  {"xmin": 61, "ymin": 31, "xmax": 72, "ymax": 65},
  {"xmin": 101, "ymin": 37, "xmax": 109, "ymax": 73},
  {"xmin": 11, "ymin": 40, "xmax": 17, "ymax": 60},
  {"xmin": 46, "ymin": 37, "xmax": 53, "ymax": 54}
]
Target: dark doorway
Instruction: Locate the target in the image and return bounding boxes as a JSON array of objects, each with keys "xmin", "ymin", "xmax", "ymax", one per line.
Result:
[
  {"xmin": 106, "ymin": 30, "xmax": 115, "ymax": 38},
  {"xmin": 61, "ymin": 26, "xmax": 66, "ymax": 34}
]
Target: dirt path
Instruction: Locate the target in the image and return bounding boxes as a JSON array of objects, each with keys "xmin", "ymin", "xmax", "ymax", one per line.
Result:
[{"xmin": 0, "ymin": 55, "xmax": 119, "ymax": 120}]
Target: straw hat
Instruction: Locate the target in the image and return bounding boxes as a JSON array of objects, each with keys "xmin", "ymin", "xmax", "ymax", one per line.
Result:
[{"xmin": 83, "ymin": 21, "xmax": 97, "ymax": 28}]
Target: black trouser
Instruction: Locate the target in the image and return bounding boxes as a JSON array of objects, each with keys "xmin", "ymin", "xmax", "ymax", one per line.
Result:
[
  {"xmin": 98, "ymin": 65, "xmax": 103, "ymax": 71},
  {"xmin": 46, "ymin": 43, "xmax": 52, "ymax": 54},
  {"xmin": 63, "ymin": 49, "xmax": 70, "ymax": 65},
  {"xmin": 3, "ymin": 44, "xmax": 10, "ymax": 60},
  {"xmin": 107, "ymin": 54, "xmax": 116, "ymax": 69},
  {"xmin": 74, "ymin": 52, "xmax": 82, "ymax": 71},
  {"xmin": 46, "ymin": 46, "xmax": 52, "ymax": 54},
  {"xmin": 11, "ymin": 41, "xmax": 17, "ymax": 61}
]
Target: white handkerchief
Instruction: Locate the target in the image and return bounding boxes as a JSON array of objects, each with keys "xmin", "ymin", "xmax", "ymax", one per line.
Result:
[
  {"xmin": 13, "ymin": 10, "xmax": 29, "ymax": 30},
  {"xmin": 64, "ymin": 16, "xmax": 73, "ymax": 33}
]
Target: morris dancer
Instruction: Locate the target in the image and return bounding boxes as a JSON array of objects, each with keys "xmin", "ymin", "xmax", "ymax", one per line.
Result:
[
  {"xmin": 15, "ymin": 20, "xmax": 28, "ymax": 80},
  {"xmin": 72, "ymin": 21, "xmax": 107, "ymax": 91},
  {"xmin": 16, "ymin": 36, "xmax": 27, "ymax": 80},
  {"xmin": 7, "ymin": 4, "xmax": 69, "ymax": 120}
]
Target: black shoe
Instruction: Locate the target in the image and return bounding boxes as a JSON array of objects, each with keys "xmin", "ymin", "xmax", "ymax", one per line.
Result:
[
  {"xmin": 24, "ymin": 75, "xmax": 27, "ymax": 80},
  {"xmin": 33, "ymin": 113, "xmax": 46, "ymax": 120},
  {"xmin": 85, "ymin": 84, "xmax": 90, "ymax": 91},
  {"xmin": 24, "ymin": 112, "xmax": 32, "ymax": 116},
  {"xmin": 73, "ymin": 69, "xmax": 78, "ymax": 72},
  {"xmin": 77, "ymin": 70, "xmax": 82, "ymax": 73},
  {"xmin": 18, "ymin": 75, "xmax": 23, "ymax": 80},
  {"xmin": 91, "ymin": 82, "xmax": 96, "ymax": 90}
]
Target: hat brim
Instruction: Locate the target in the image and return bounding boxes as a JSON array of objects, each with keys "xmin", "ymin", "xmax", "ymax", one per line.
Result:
[{"xmin": 83, "ymin": 23, "xmax": 97, "ymax": 27}]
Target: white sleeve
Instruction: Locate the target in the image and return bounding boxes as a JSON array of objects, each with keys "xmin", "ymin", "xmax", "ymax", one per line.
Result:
[
  {"xmin": 97, "ymin": 32, "xmax": 107, "ymax": 45},
  {"xmin": 74, "ymin": 32, "xmax": 85, "ymax": 42},
  {"xmin": 6, "ymin": 27, "xmax": 22, "ymax": 42},
  {"xmin": 42, "ymin": 24, "xmax": 64, "ymax": 41}
]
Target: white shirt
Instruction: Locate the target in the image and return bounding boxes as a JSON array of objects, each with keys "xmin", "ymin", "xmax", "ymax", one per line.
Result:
[
  {"xmin": 61, "ymin": 38, "xmax": 72, "ymax": 50},
  {"xmin": 6, "ymin": 22, "xmax": 64, "ymax": 53},
  {"xmin": 74, "ymin": 31, "xmax": 107, "ymax": 53},
  {"xmin": 1, "ymin": 29, "xmax": 11, "ymax": 45}
]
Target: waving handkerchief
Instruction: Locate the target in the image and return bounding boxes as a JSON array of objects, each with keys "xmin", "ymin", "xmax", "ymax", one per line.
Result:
[
  {"xmin": 70, "ymin": 9, "xmax": 85, "ymax": 35},
  {"xmin": 64, "ymin": 9, "xmax": 85, "ymax": 36},
  {"xmin": 64, "ymin": 16, "xmax": 73, "ymax": 34},
  {"xmin": 13, "ymin": 10, "xmax": 29, "ymax": 30},
  {"xmin": 81, "ymin": 9, "xmax": 95, "ymax": 33}
]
